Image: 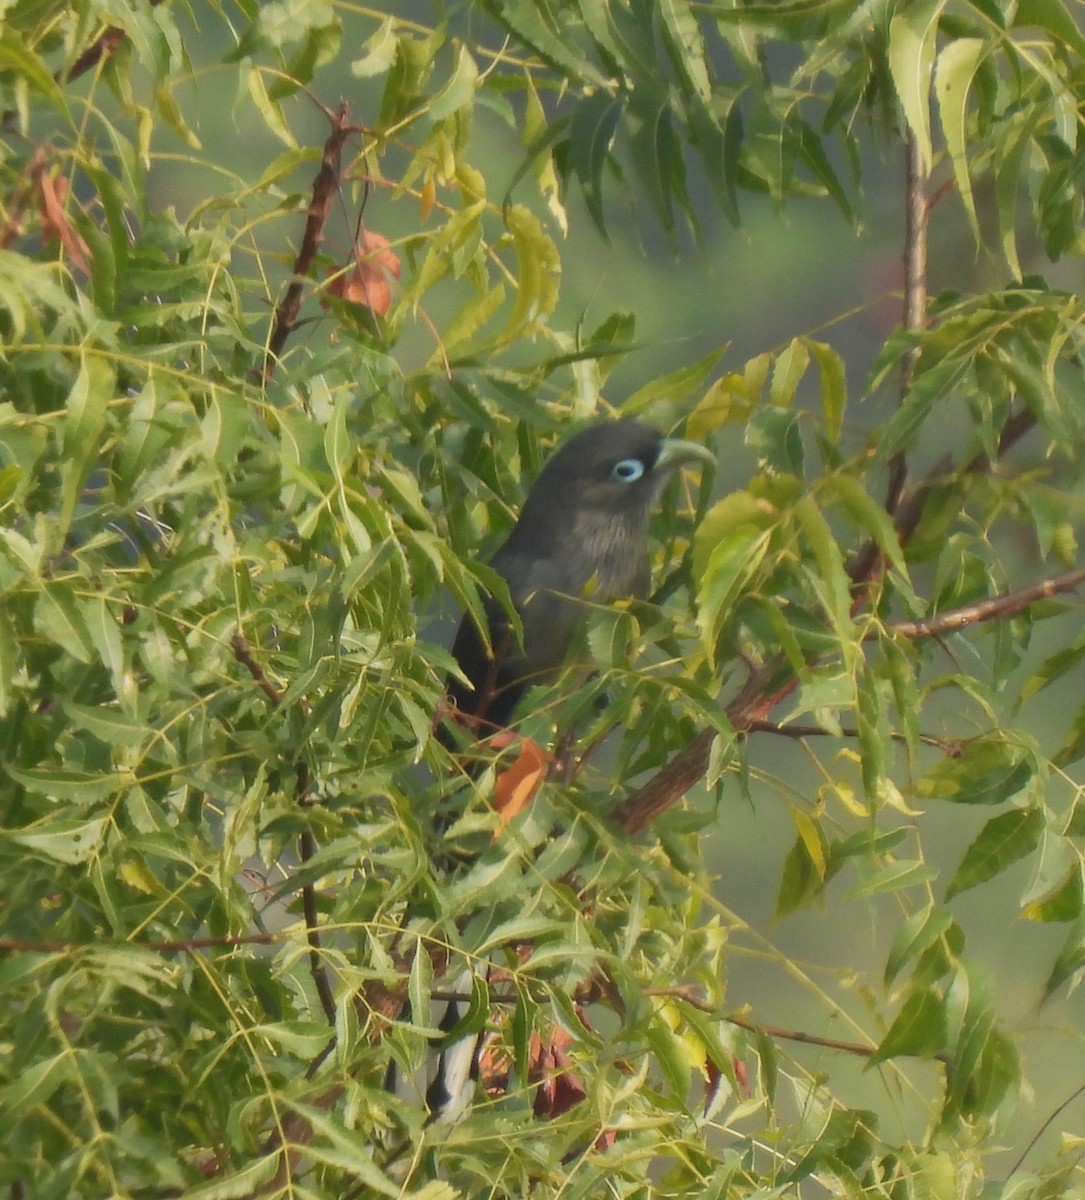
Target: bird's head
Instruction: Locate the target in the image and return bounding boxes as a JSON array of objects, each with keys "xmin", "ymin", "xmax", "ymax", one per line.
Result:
[{"xmin": 520, "ymin": 419, "xmax": 715, "ymax": 524}]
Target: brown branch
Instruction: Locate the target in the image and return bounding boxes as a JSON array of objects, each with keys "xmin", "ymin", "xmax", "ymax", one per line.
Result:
[
  {"xmin": 262, "ymin": 101, "xmax": 355, "ymax": 383},
  {"xmin": 65, "ymin": 28, "xmax": 126, "ymax": 82},
  {"xmin": 644, "ymin": 987, "xmax": 875, "ymax": 1057},
  {"xmin": 63, "ymin": 1, "xmax": 166, "ymax": 83},
  {"xmin": 724, "ymin": 1012, "xmax": 875, "ymax": 1057},
  {"xmin": 890, "ymin": 567, "xmax": 1085, "ymax": 639},
  {"xmin": 612, "ymin": 661, "xmax": 793, "ymax": 835},
  {"xmin": 232, "ymin": 634, "xmax": 284, "ymax": 706}
]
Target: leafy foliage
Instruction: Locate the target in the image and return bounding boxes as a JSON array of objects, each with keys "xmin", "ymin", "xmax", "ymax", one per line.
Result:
[{"xmin": 2, "ymin": 1, "xmax": 1085, "ymax": 1198}]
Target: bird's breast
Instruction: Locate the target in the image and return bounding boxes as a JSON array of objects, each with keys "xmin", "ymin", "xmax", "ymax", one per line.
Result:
[{"xmin": 569, "ymin": 508, "xmax": 650, "ymax": 600}]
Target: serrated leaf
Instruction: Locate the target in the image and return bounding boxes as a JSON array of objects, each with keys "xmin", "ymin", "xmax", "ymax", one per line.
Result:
[
  {"xmin": 826, "ymin": 473, "xmax": 908, "ymax": 578},
  {"xmin": 61, "ymin": 701, "xmax": 147, "ymax": 747},
  {"xmin": 491, "ymin": 0, "xmax": 606, "ymax": 85},
  {"xmin": 794, "ymin": 493, "xmax": 854, "ymax": 653},
  {"xmin": 623, "ymin": 348, "xmax": 725, "ymax": 419},
  {"xmin": 0, "ymin": 607, "xmax": 15, "ymax": 717},
  {"xmin": 658, "ymin": 0, "xmax": 712, "ymax": 105},
  {"xmin": 4, "ymin": 763, "xmax": 121, "ymax": 803},
  {"xmin": 1013, "ymin": 0, "xmax": 1085, "ymax": 58},
  {"xmin": 6, "ymin": 816, "xmax": 109, "ymax": 864},
  {"xmin": 807, "ymin": 339, "xmax": 847, "ymax": 443},
  {"xmin": 769, "ymin": 338, "xmax": 809, "ymax": 408}
]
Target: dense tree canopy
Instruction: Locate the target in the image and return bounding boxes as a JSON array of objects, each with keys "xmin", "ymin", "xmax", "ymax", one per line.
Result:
[{"xmin": 3, "ymin": 1, "xmax": 1085, "ymax": 1197}]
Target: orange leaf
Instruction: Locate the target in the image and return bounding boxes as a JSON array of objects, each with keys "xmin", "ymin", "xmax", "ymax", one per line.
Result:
[
  {"xmin": 529, "ymin": 1027, "xmax": 587, "ymax": 1119},
  {"xmin": 33, "ymin": 161, "xmax": 90, "ymax": 274},
  {"xmin": 325, "ymin": 228, "xmax": 400, "ymax": 317},
  {"xmin": 491, "ymin": 732, "xmax": 550, "ymax": 828}
]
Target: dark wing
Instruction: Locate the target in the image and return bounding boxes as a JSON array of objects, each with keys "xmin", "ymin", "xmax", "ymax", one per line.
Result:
[
  {"xmin": 446, "ymin": 591, "xmax": 523, "ymax": 732},
  {"xmin": 446, "ymin": 544, "xmax": 587, "ymax": 733}
]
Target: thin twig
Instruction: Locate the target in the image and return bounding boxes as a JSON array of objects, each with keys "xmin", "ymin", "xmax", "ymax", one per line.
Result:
[
  {"xmin": 262, "ymin": 101, "xmax": 356, "ymax": 383},
  {"xmin": 725, "ymin": 1012, "xmax": 875, "ymax": 1057},
  {"xmin": 643, "ymin": 987, "xmax": 875, "ymax": 1057},
  {"xmin": 889, "ymin": 567, "xmax": 1085, "ymax": 639},
  {"xmin": 1007, "ymin": 1079, "xmax": 1085, "ymax": 1177}
]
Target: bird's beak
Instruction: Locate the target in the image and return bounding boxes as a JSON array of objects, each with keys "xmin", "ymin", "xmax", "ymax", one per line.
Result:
[{"xmin": 655, "ymin": 437, "xmax": 716, "ymax": 476}]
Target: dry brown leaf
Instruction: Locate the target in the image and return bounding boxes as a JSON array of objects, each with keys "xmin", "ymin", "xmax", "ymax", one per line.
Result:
[
  {"xmin": 34, "ymin": 161, "xmax": 90, "ymax": 274},
  {"xmin": 490, "ymin": 731, "xmax": 550, "ymax": 828},
  {"xmin": 325, "ymin": 228, "xmax": 400, "ymax": 317},
  {"xmin": 528, "ymin": 1026, "xmax": 587, "ymax": 1119}
]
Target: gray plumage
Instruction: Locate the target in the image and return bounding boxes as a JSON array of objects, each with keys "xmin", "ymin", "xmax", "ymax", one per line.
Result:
[{"xmin": 447, "ymin": 419, "xmax": 714, "ymax": 733}]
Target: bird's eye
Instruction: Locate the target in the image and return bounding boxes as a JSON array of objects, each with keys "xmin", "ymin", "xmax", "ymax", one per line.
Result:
[{"xmin": 611, "ymin": 458, "xmax": 646, "ymax": 483}]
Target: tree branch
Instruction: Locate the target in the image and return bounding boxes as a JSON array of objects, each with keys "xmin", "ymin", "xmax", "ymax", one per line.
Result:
[
  {"xmin": 889, "ymin": 566, "xmax": 1085, "ymax": 639},
  {"xmin": 643, "ymin": 987, "xmax": 875, "ymax": 1057},
  {"xmin": 261, "ymin": 102, "xmax": 356, "ymax": 383}
]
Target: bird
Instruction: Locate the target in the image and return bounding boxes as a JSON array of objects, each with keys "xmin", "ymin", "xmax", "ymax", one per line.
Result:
[
  {"xmin": 418, "ymin": 420, "xmax": 714, "ymax": 1122},
  {"xmin": 444, "ymin": 418, "xmax": 715, "ymax": 738}
]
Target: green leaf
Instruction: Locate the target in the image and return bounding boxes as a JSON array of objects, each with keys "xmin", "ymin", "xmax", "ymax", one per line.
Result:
[
  {"xmin": 6, "ymin": 816, "xmax": 109, "ymax": 864},
  {"xmin": 428, "ymin": 44, "xmax": 478, "ymax": 121},
  {"xmin": 885, "ymin": 906, "xmax": 956, "ymax": 987},
  {"xmin": 794, "ymin": 493, "xmax": 854, "ymax": 654},
  {"xmin": 1042, "ymin": 916, "xmax": 1085, "ymax": 1001},
  {"xmin": 658, "ymin": 0, "xmax": 712, "ymax": 106},
  {"xmin": 887, "ymin": 0, "xmax": 945, "ymax": 172},
  {"xmin": 489, "ymin": 0, "xmax": 605, "ymax": 85},
  {"xmin": 916, "ymin": 738, "xmax": 1034, "ymax": 806},
  {"xmin": 869, "ymin": 988, "xmax": 945, "ymax": 1065},
  {"xmin": 0, "ymin": 606, "xmax": 15, "ymax": 717},
  {"xmin": 935, "ymin": 38, "xmax": 986, "ymax": 245},
  {"xmin": 807, "ymin": 339, "xmax": 847, "ymax": 443},
  {"xmin": 645, "ymin": 1009, "xmax": 692, "ymax": 1101},
  {"xmin": 59, "ymin": 356, "xmax": 111, "ymax": 545},
  {"xmin": 622, "ymin": 348, "xmax": 725, "ymax": 420},
  {"xmin": 245, "ymin": 66, "xmax": 296, "ymax": 148},
  {"xmin": 568, "ymin": 91, "xmax": 624, "ymax": 235},
  {"xmin": 1013, "ymin": 0, "xmax": 1085, "ymax": 59},
  {"xmin": 769, "ymin": 338, "xmax": 810, "ymax": 408},
  {"xmin": 944, "ymin": 806, "xmax": 1044, "ymax": 899},
  {"xmin": 34, "ymin": 584, "xmax": 96, "ymax": 663},
  {"xmin": 4, "ymin": 764, "xmax": 121, "ymax": 804},
  {"xmin": 61, "ymin": 702, "xmax": 148, "ymax": 747},
  {"xmin": 695, "ymin": 523, "xmax": 772, "ymax": 668},
  {"xmin": 1022, "ymin": 864, "xmax": 1083, "ymax": 923},
  {"xmin": 351, "ymin": 16, "xmax": 398, "ymax": 77},
  {"xmin": 499, "ymin": 205, "xmax": 560, "ymax": 345}
]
